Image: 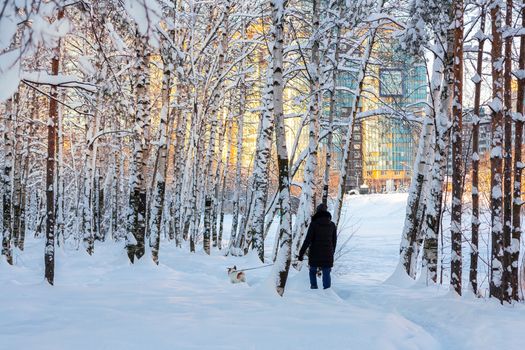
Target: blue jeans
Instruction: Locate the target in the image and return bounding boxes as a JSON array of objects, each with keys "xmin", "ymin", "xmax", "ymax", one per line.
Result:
[{"xmin": 309, "ymin": 266, "xmax": 331, "ymax": 289}]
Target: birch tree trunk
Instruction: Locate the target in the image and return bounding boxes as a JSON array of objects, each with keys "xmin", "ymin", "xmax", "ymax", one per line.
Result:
[
  {"xmin": 1, "ymin": 97, "xmax": 14, "ymax": 265},
  {"xmin": 292, "ymin": 0, "xmax": 320, "ymax": 256},
  {"xmin": 201, "ymin": 1, "xmax": 231, "ymax": 254},
  {"xmin": 11, "ymin": 108, "xmax": 20, "ymax": 251},
  {"xmin": 15, "ymin": 112, "xmax": 31, "ymax": 251},
  {"xmin": 151, "ymin": 31, "xmax": 175, "ymax": 264},
  {"xmin": 321, "ymin": 1, "xmax": 342, "ymax": 206},
  {"xmin": 81, "ymin": 102, "xmax": 97, "ymax": 255},
  {"xmin": 202, "ymin": 120, "xmax": 218, "ymax": 255},
  {"xmin": 243, "ymin": 74, "xmax": 275, "ymax": 261},
  {"xmin": 229, "ymin": 98, "xmax": 244, "ymax": 254},
  {"xmin": 333, "ymin": 1, "xmax": 383, "ymax": 226},
  {"xmin": 95, "ymin": 154, "xmax": 106, "ymax": 242},
  {"xmin": 127, "ymin": 29, "xmax": 151, "ymax": 263},
  {"xmin": 171, "ymin": 80, "xmax": 188, "ymax": 246},
  {"xmin": 212, "ymin": 127, "xmax": 224, "ymax": 249},
  {"xmin": 56, "ymin": 93, "xmax": 66, "ymax": 247},
  {"xmin": 271, "ymin": 0, "xmax": 293, "ymax": 296},
  {"xmin": 421, "ymin": 27, "xmax": 453, "ymax": 284},
  {"xmin": 218, "ymin": 111, "xmax": 234, "ymax": 250},
  {"xmin": 399, "ymin": 113, "xmax": 433, "ymax": 278},
  {"xmin": 12, "ymin": 109, "xmax": 24, "ymax": 250},
  {"xmin": 184, "ymin": 97, "xmax": 203, "ymax": 252}
]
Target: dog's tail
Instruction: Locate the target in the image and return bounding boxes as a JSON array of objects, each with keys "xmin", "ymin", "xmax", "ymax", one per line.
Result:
[{"xmin": 238, "ymin": 272, "xmax": 246, "ymax": 282}]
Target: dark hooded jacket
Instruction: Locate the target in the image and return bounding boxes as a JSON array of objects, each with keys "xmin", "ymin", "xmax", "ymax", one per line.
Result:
[{"xmin": 298, "ymin": 210, "xmax": 337, "ymax": 268}]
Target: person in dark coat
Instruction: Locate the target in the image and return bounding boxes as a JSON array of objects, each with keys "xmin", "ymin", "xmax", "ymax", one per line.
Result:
[{"xmin": 298, "ymin": 203, "xmax": 337, "ymax": 289}]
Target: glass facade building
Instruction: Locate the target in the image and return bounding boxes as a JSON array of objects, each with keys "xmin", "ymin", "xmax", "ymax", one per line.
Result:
[
  {"xmin": 331, "ymin": 31, "xmax": 427, "ymax": 193},
  {"xmin": 361, "ymin": 60, "xmax": 426, "ymax": 192}
]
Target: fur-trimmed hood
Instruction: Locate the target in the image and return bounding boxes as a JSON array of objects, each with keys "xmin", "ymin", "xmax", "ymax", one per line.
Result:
[{"xmin": 312, "ymin": 210, "xmax": 332, "ymax": 223}]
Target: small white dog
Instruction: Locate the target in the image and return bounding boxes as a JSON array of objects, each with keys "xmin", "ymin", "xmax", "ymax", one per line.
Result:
[{"xmin": 227, "ymin": 265, "xmax": 246, "ymax": 283}]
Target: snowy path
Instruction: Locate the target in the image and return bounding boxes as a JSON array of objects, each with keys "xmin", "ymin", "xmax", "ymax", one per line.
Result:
[{"xmin": 1, "ymin": 194, "xmax": 524, "ymax": 350}]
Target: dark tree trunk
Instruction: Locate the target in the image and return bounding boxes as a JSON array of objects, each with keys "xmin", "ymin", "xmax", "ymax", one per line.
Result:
[
  {"xmin": 470, "ymin": 6, "xmax": 486, "ymax": 296},
  {"xmin": 450, "ymin": 0, "xmax": 464, "ymax": 296},
  {"xmin": 501, "ymin": 0, "xmax": 513, "ymax": 303},
  {"xmin": 321, "ymin": 7, "xmax": 341, "ymax": 205},
  {"xmin": 489, "ymin": 3, "xmax": 505, "ymax": 302},
  {"xmin": 511, "ymin": 0, "xmax": 525, "ymax": 301},
  {"xmin": 1, "ymin": 97, "xmax": 14, "ymax": 265},
  {"xmin": 44, "ymin": 8, "xmax": 64, "ymax": 285},
  {"xmin": 203, "ymin": 197, "xmax": 212, "ymax": 255}
]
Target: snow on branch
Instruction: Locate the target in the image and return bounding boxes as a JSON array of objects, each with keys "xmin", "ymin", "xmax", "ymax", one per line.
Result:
[
  {"xmin": 332, "ymin": 108, "xmax": 423, "ymax": 126},
  {"xmin": 503, "ymin": 27, "xmax": 525, "ymax": 39},
  {"xmin": 123, "ymin": 0, "xmax": 163, "ymax": 47},
  {"xmin": 363, "ymin": 13, "xmax": 405, "ymax": 29},
  {"xmin": 22, "ymin": 71, "xmax": 97, "ymax": 92}
]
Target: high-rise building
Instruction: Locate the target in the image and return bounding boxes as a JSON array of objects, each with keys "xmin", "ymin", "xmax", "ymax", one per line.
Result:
[
  {"xmin": 332, "ymin": 31, "xmax": 427, "ymax": 193},
  {"xmin": 361, "ymin": 60, "xmax": 426, "ymax": 192}
]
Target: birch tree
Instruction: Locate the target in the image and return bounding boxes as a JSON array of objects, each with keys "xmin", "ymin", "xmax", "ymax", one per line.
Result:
[
  {"xmin": 292, "ymin": 0, "xmax": 320, "ymax": 258},
  {"xmin": 333, "ymin": 0, "xmax": 384, "ymax": 227},
  {"xmin": 270, "ymin": 0, "xmax": 293, "ymax": 296},
  {"xmin": 397, "ymin": 0, "xmax": 439, "ymax": 278},
  {"xmin": 421, "ymin": 37, "xmax": 452, "ymax": 284},
  {"xmin": 127, "ymin": 29, "xmax": 151, "ymax": 263},
  {"xmin": 416, "ymin": 0, "xmax": 453, "ymax": 284},
  {"xmin": 1, "ymin": 97, "xmax": 14, "ymax": 265},
  {"xmin": 321, "ymin": 0, "xmax": 343, "ymax": 206},
  {"xmin": 243, "ymin": 73, "xmax": 274, "ymax": 261},
  {"xmin": 150, "ymin": 9, "xmax": 176, "ymax": 264}
]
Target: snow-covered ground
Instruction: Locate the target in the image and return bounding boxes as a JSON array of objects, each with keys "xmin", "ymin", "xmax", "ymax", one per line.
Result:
[{"xmin": 1, "ymin": 194, "xmax": 524, "ymax": 350}]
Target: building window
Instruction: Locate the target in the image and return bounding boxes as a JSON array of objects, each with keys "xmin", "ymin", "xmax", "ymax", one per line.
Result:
[{"xmin": 379, "ymin": 68, "xmax": 404, "ymax": 97}]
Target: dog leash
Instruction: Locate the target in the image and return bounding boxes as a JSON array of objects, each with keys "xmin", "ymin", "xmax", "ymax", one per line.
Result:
[{"xmin": 236, "ymin": 263, "xmax": 274, "ymax": 272}]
